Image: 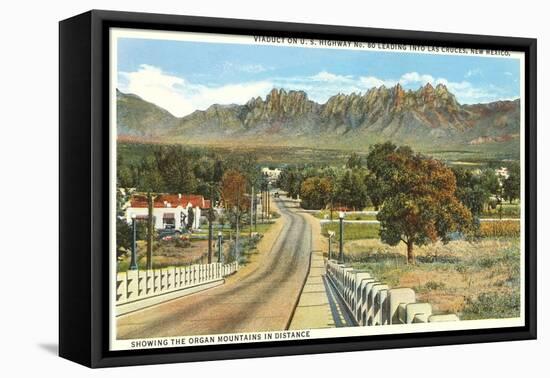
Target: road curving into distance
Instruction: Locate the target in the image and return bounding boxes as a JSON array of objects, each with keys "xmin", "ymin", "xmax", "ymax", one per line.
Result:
[{"xmin": 117, "ymin": 196, "xmax": 313, "ymax": 339}]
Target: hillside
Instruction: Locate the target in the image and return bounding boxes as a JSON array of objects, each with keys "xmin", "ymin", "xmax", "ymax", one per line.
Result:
[{"xmin": 116, "ymin": 84, "xmax": 520, "ymax": 153}]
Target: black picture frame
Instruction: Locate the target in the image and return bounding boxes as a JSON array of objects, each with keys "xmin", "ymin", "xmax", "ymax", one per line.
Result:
[{"xmin": 59, "ymin": 9, "xmax": 537, "ymax": 368}]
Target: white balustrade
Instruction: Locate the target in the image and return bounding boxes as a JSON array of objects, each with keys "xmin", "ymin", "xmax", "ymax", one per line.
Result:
[
  {"xmin": 116, "ymin": 262, "xmax": 239, "ymax": 305},
  {"xmin": 325, "ymin": 259, "xmax": 459, "ymax": 325}
]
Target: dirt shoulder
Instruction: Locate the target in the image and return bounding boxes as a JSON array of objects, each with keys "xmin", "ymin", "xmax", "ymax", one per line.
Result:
[
  {"xmin": 225, "ymin": 198, "xmax": 285, "ymax": 283},
  {"xmin": 296, "ymin": 209, "xmax": 326, "ymax": 253}
]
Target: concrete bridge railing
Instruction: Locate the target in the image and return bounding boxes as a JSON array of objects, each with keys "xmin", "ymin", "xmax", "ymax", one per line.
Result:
[
  {"xmin": 325, "ymin": 259, "xmax": 459, "ymax": 326},
  {"xmin": 115, "ymin": 261, "xmax": 239, "ymax": 316}
]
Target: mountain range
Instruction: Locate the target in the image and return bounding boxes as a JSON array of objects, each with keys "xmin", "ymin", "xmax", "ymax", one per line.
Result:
[{"xmin": 116, "ymin": 84, "xmax": 520, "ymax": 152}]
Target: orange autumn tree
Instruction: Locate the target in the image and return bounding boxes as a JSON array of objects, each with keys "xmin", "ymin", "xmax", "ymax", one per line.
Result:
[
  {"xmin": 374, "ymin": 145, "xmax": 473, "ymax": 264},
  {"xmin": 300, "ymin": 176, "xmax": 334, "ymax": 210},
  {"xmin": 221, "ymin": 169, "xmax": 247, "ymax": 210}
]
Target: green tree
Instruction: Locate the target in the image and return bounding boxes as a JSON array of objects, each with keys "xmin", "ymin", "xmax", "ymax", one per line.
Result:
[
  {"xmin": 137, "ymin": 156, "xmax": 164, "ymax": 192},
  {"xmin": 364, "ymin": 142, "xmax": 413, "ymax": 209},
  {"xmin": 152, "ymin": 146, "xmax": 197, "ymax": 193},
  {"xmin": 376, "ymin": 149, "xmax": 472, "ymax": 264},
  {"xmin": 346, "ymin": 152, "xmax": 363, "ymax": 169},
  {"xmin": 186, "ymin": 206, "xmax": 195, "ymax": 229},
  {"xmin": 452, "ymin": 167, "xmax": 488, "ymax": 216},
  {"xmin": 503, "ymin": 164, "xmax": 520, "ymax": 203},
  {"xmin": 117, "ymin": 155, "xmax": 133, "ymax": 189},
  {"xmin": 480, "ymin": 169, "xmax": 501, "ymax": 207},
  {"xmin": 212, "ymin": 158, "xmax": 225, "ymax": 183},
  {"xmin": 332, "ymin": 170, "xmax": 368, "ymax": 210},
  {"xmin": 116, "ymin": 190, "xmax": 132, "ymax": 262},
  {"xmin": 334, "ymin": 170, "xmax": 354, "ymax": 209},
  {"xmin": 277, "ymin": 167, "xmax": 303, "ymax": 199},
  {"xmin": 364, "ymin": 173, "xmax": 384, "ymax": 211}
]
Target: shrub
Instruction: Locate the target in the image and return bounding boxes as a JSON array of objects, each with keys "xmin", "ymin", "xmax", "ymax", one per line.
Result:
[
  {"xmin": 174, "ymin": 238, "xmax": 191, "ymax": 248},
  {"xmin": 461, "ymin": 291, "xmax": 520, "ymax": 320},
  {"xmin": 269, "ymin": 210, "xmax": 281, "ymax": 219},
  {"xmin": 425, "ymin": 281, "xmax": 446, "ymax": 291}
]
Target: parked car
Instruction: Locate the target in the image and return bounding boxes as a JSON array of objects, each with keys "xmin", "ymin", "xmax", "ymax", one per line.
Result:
[{"xmin": 158, "ymin": 228, "xmax": 181, "ymax": 241}]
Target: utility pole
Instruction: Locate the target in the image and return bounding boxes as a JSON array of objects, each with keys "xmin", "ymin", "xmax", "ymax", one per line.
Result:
[
  {"xmin": 249, "ymin": 185, "xmax": 254, "ymax": 241},
  {"xmin": 253, "ymin": 191, "xmax": 257, "ymax": 231},
  {"xmin": 146, "ymin": 192, "xmax": 154, "ymax": 270},
  {"xmin": 207, "ymin": 185, "xmax": 213, "ymax": 264},
  {"xmin": 129, "ymin": 214, "xmax": 138, "ymax": 270},
  {"xmin": 260, "ymin": 185, "xmax": 264, "ymax": 223},
  {"xmin": 217, "ymin": 231, "xmax": 223, "ymax": 263},
  {"xmin": 338, "ymin": 211, "xmax": 345, "ymax": 264},
  {"xmin": 235, "ymin": 187, "xmax": 240, "ymax": 262},
  {"xmin": 267, "ymin": 182, "xmax": 270, "ymax": 218}
]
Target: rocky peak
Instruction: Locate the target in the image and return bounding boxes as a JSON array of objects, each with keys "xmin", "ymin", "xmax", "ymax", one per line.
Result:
[
  {"xmin": 392, "ymin": 83, "xmax": 406, "ymax": 109},
  {"xmin": 252, "ymin": 88, "xmax": 316, "ymax": 115},
  {"xmin": 435, "ymin": 83, "xmax": 448, "ymax": 92}
]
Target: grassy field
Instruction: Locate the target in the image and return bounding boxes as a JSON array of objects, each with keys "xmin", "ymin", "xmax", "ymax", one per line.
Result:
[
  {"xmin": 321, "ymin": 222, "xmax": 380, "ymax": 240},
  {"xmin": 315, "ymin": 210, "xmax": 377, "ymax": 221},
  {"xmin": 119, "ymin": 141, "xmax": 519, "ymax": 169},
  {"xmin": 480, "ymin": 203, "xmax": 520, "ymax": 219},
  {"xmin": 341, "ymin": 238, "xmax": 521, "ymax": 319}
]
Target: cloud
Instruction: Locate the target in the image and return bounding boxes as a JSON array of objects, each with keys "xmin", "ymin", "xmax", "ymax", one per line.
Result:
[
  {"xmin": 222, "ymin": 61, "xmax": 270, "ymax": 74},
  {"xmin": 311, "ymin": 71, "xmax": 353, "ymax": 82},
  {"xmin": 359, "ymin": 76, "xmax": 396, "ymax": 88},
  {"xmin": 399, "ymin": 72, "xmax": 437, "ymax": 86},
  {"xmin": 465, "ymin": 68, "xmax": 482, "ymax": 78},
  {"xmin": 269, "ymin": 72, "xmax": 365, "ymax": 103},
  {"xmin": 241, "ymin": 64, "xmax": 269, "ymax": 73},
  {"xmin": 119, "ymin": 64, "xmax": 273, "ymax": 117}
]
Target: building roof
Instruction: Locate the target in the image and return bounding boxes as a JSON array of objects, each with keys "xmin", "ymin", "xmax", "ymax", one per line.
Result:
[{"xmin": 129, "ymin": 194, "xmax": 210, "ymax": 209}]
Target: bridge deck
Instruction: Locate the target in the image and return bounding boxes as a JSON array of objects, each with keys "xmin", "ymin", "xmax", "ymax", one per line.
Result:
[{"xmin": 289, "ymin": 249, "xmax": 355, "ymax": 329}]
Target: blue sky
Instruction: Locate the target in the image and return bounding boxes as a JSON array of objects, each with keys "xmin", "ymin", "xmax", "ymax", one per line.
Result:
[{"xmin": 117, "ymin": 38, "xmax": 520, "ymax": 117}]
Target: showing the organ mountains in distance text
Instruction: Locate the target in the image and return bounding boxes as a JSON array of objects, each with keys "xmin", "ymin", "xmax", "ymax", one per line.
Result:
[{"xmin": 117, "ymin": 83, "xmax": 520, "ymax": 153}]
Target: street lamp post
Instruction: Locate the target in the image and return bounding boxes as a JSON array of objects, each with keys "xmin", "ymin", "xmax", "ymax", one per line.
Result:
[
  {"xmin": 338, "ymin": 211, "xmax": 345, "ymax": 263},
  {"xmin": 328, "ymin": 230, "xmax": 335, "ymax": 261},
  {"xmin": 217, "ymin": 231, "xmax": 223, "ymax": 263},
  {"xmin": 235, "ymin": 187, "xmax": 240, "ymax": 262},
  {"xmin": 129, "ymin": 214, "xmax": 138, "ymax": 270}
]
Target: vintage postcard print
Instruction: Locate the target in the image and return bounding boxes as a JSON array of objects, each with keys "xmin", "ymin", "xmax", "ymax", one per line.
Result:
[{"xmin": 109, "ymin": 28, "xmax": 525, "ymax": 351}]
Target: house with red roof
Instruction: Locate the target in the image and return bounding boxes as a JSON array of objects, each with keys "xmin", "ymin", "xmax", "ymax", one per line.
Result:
[{"xmin": 125, "ymin": 193, "xmax": 210, "ymax": 230}]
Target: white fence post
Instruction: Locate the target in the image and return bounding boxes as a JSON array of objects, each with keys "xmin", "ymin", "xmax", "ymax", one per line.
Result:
[
  {"xmin": 388, "ymin": 288, "xmax": 416, "ymax": 324},
  {"xmin": 406, "ymin": 303, "xmax": 432, "ymax": 324}
]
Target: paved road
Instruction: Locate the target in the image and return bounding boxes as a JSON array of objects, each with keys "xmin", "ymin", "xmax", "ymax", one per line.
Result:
[{"xmin": 117, "ymin": 197, "xmax": 312, "ymax": 339}]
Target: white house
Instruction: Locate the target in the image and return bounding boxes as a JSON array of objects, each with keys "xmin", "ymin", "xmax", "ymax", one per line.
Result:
[
  {"xmin": 125, "ymin": 193, "xmax": 211, "ymax": 230},
  {"xmin": 261, "ymin": 167, "xmax": 281, "ymax": 183}
]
